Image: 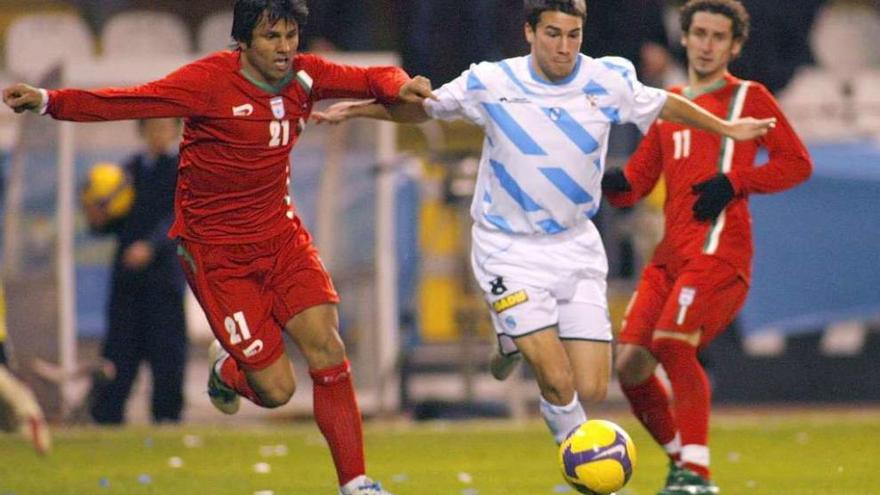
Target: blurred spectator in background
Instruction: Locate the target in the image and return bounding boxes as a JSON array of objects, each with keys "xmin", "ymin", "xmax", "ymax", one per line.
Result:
[
  {"xmin": 728, "ymin": 0, "xmax": 825, "ymax": 93},
  {"xmin": 303, "ymin": 0, "xmax": 373, "ymax": 52},
  {"xmin": 396, "ymin": 0, "xmax": 502, "ymax": 84},
  {"xmin": 582, "ymin": 1, "xmax": 677, "ymax": 279},
  {"xmin": 83, "ymin": 118, "xmax": 187, "ymax": 425},
  {"xmin": 583, "ymin": 0, "xmax": 673, "ymax": 87}
]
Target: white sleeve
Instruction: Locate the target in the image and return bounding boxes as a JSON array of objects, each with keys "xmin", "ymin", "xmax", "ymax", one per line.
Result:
[
  {"xmin": 37, "ymin": 88, "xmax": 49, "ymax": 115},
  {"xmin": 423, "ymin": 66, "xmax": 486, "ymax": 126},
  {"xmin": 603, "ymin": 57, "xmax": 667, "ymax": 134}
]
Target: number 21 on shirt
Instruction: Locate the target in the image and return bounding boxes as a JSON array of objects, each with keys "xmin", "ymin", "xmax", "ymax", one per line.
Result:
[{"xmin": 270, "ymin": 120, "xmax": 291, "ymax": 147}]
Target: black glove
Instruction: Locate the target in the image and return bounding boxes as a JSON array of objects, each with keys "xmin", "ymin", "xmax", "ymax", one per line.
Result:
[
  {"xmin": 692, "ymin": 174, "xmax": 734, "ymax": 221},
  {"xmin": 602, "ymin": 168, "xmax": 632, "ymax": 193}
]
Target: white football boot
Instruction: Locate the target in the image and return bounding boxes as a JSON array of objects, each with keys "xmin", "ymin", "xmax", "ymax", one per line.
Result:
[
  {"xmin": 339, "ymin": 475, "xmax": 394, "ymax": 495},
  {"xmin": 488, "ymin": 349, "xmax": 522, "ymax": 381},
  {"xmin": 207, "ymin": 340, "xmax": 240, "ymax": 415}
]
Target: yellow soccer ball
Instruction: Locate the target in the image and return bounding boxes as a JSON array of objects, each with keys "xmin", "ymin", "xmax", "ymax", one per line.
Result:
[
  {"xmin": 558, "ymin": 419, "xmax": 638, "ymax": 495},
  {"xmin": 81, "ymin": 162, "xmax": 134, "ymax": 219}
]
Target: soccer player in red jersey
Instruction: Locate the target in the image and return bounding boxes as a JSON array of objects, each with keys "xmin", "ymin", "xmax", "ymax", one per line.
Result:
[
  {"xmin": 3, "ymin": 1, "xmax": 433, "ymax": 493},
  {"xmin": 602, "ymin": 1, "xmax": 812, "ymax": 493}
]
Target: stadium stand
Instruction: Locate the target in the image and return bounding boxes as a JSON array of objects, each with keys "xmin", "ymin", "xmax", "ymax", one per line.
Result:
[
  {"xmin": 778, "ymin": 68, "xmax": 853, "ymax": 142},
  {"xmin": 810, "ymin": 2, "xmax": 880, "ymax": 76},
  {"xmin": 197, "ymin": 10, "xmax": 234, "ymax": 54},
  {"xmin": 101, "ymin": 10, "xmax": 191, "ymax": 57},
  {"xmin": 852, "ymin": 70, "xmax": 880, "ymax": 137},
  {"xmin": 4, "ymin": 12, "xmax": 94, "ymax": 80}
]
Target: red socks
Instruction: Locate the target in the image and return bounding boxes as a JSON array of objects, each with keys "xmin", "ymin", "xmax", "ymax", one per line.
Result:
[
  {"xmin": 653, "ymin": 338, "xmax": 711, "ymax": 479},
  {"xmin": 621, "ymin": 374, "xmax": 678, "ymax": 450},
  {"xmin": 310, "ymin": 360, "xmax": 365, "ymax": 486},
  {"xmin": 219, "ymin": 354, "xmax": 265, "ymax": 406}
]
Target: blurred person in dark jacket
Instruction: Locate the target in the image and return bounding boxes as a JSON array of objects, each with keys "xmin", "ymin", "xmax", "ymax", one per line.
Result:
[
  {"xmin": 729, "ymin": 0, "xmax": 824, "ymax": 93},
  {"xmin": 83, "ymin": 118, "xmax": 187, "ymax": 424}
]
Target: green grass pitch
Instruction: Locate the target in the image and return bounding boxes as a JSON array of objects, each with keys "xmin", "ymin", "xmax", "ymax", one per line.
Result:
[{"xmin": 1, "ymin": 409, "xmax": 878, "ymax": 495}]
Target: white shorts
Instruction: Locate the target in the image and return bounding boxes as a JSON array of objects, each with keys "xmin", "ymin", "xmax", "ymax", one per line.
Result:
[{"xmin": 471, "ymin": 221, "xmax": 612, "ymax": 356}]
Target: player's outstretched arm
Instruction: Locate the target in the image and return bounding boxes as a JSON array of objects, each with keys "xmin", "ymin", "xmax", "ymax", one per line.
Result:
[
  {"xmin": 313, "ymin": 99, "xmax": 430, "ymax": 125},
  {"xmin": 312, "ymin": 74, "xmax": 435, "ymax": 125},
  {"xmin": 659, "ymin": 92, "xmax": 776, "ymax": 141},
  {"xmin": 3, "ymin": 83, "xmax": 46, "ymax": 114}
]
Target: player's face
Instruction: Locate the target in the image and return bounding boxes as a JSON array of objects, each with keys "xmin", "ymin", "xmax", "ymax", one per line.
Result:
[
  {"xmin": 525, "ymin": 11, "xmax": 583, "ymax": 82},
  {"xmin": 682, "ymin": 12, "xmax": 743, "ymax": 81},
  {"xmin": 240, "ymin": 14, "xmax": 299, "ymax": 86}
]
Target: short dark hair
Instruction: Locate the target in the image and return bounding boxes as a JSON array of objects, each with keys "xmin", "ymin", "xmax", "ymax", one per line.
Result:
[
  {"xmin": 680, "ymin": 0, "xmax": 750, "ymax": 41},
  {"xmin": 232, "ymin": 0, "xmax": 309, "ymax": 44},
  {"xmin": 524, "ymin": 0, "xmax": 587, "ymax": 29}
]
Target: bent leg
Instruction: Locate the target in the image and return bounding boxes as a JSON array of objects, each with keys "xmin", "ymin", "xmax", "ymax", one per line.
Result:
[
  {"xmin": 286, "ymin": 303, "xmax": 364, "ymax": 486},
  {"xmin": 616, "ymin": 343, "xmax": 680, "ymax": 460},
  {"xmin": 563, "ymin": 340, "xmax": 611, "ymax": 404},
  {"xmin": 515, "ymin": 328, "xmax": 586, "ymax": 444}
]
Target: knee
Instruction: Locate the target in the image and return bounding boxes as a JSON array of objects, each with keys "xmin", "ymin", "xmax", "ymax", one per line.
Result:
[
  {"xmin": 259, "ymin": 382, "xmax": 296, "ymax": 408},
  {"xmin": 305, "ymin": 332, "xmax": 347, "ymax": 368},
  {"xmin": 615, "ymin": 348, "xmax": 656, "ymax": 386},
  {"xmin": 615, "ymin": 352, "xmax": 645, "ymax": 385},
  {"xmin": 577, "ymin": 375, "xmax": 609, "ymax": 404},
  {"xmin": 536, "ymin": 367, "xmax": 576, "ymax": 405}
]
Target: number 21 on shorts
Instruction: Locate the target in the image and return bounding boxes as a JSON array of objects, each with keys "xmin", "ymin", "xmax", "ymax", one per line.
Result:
[{"xmin": 225, "ymin": 311, "xmax": 264, "ymax": 357}]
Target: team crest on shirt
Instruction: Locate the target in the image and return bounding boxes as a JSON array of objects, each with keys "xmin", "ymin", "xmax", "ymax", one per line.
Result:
[
  {"xmin": 678, "ymin": 287, "xmax": 696, "ymax": 307},
  {"xmin": 270, "ymin": 96, "xmax": 286, "ymax": 119}
]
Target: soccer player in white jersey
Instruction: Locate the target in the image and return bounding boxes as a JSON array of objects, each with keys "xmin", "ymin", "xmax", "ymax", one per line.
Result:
[{"xmin": 314, "ymin": 0, "xmax": 775, "ymax": 445}]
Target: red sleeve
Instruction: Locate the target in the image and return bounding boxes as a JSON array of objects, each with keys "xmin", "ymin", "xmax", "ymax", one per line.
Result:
[
  {"xmin": 606, "ymin": 121, "xmax": 664, "ymax": 208},
  {"xmin": 726, "ymin": 83, "xmax": 812, "ymax": 195},
  {"xmin": 47, "ymin": 60, "xmax": 213, "ymax": 122},
  {"xmin": 300, "ymin": 54, "xmax": 410, "ymax": 104}
]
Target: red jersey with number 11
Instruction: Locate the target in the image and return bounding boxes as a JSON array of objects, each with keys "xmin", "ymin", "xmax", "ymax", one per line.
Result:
[
  {"xmin": 46, "ymin": 50, "xmax": 410, "ymax": 244},
  {"xmin": 605, "ymin": 75, "xmax": 812, "ymax": 283}
]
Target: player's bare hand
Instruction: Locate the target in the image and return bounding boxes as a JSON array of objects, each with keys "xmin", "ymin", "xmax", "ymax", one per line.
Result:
[
  {"xmin": 3, "ymin": 83, "xmax": 44, "ymax": 114},
  {"xmin": 122, "ymin": 241, "xmax": 154, "ymax": 270},
  {"xmin": 311, "ymin": 99, "xmax": 376, "ymax": 125},
  {"xmin": 727, "ymin": 117, "xmax": 776, "ymax": 141},
  {"xmin": 398, "ymin": 76, "xmax": 436, "ymax": 104}
]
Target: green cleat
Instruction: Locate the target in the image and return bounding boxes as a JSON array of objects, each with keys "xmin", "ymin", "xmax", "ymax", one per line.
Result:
[
  {"xmin": 658, "ymin": 467, "xmax": 719, "ymax": 495},
  {"xmin": 658, "ymin": 461, "xmax": 685, "ymax": 494}
]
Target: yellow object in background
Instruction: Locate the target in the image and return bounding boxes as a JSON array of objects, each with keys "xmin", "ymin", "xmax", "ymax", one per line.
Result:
[
  {"xmin": 0, "ymin": 283, "xmax": 7, "ymax": 343},
  {"xmin": 645, "ymin": 173, "xmax": 666, "ymax": 212},
  {"xmin": 81, "ymin": 162, "xmax": 134, "ymax": 219},
  {"xmin": 417, "ymin": 162, "xmax": 464, "ymax": 342}
]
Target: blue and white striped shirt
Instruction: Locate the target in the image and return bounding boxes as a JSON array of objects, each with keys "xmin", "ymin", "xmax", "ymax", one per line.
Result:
[{"xmin": 424, "ymin": 54, "xmax": 667, "ymax": 235}]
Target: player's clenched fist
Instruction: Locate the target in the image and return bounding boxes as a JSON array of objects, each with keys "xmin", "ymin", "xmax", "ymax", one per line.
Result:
[
  {"xmin": 398, "ymin": 75, "xmax": 436, "ymax": 104},
  {"xmin": 3, "ymin": 83, "xmax": 44, "ymax": 113}
]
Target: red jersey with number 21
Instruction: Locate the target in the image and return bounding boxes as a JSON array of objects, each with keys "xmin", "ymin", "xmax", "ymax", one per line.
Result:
[{"xmin": 46, "ymin": 50, "xmax": 410, "ymax": 244}]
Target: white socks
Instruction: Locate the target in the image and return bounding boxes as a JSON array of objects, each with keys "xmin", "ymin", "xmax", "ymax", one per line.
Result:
[
  {"xmin": 339, "ymin": 475, "xmax": 368, "ymax": 494},
  {"xmin": 663, "ymin": 432, "xmax": 682, "ymax": 459},
  {"xmin": 682, "ymin": 444, "xmax": 710, "ymax": 468},
  {"xmin": 540, "ymin": 393, "xmax": 587, "ymax": 444}
]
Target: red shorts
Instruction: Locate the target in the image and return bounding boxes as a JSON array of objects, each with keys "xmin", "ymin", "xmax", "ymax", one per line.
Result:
[
  {"xmin": 178, "ymin": 226, "xmax": 339, "ymax": 371},
  {"xmin": 619, "ymin": 256, "xmax": 748, "ymax": 349}
]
